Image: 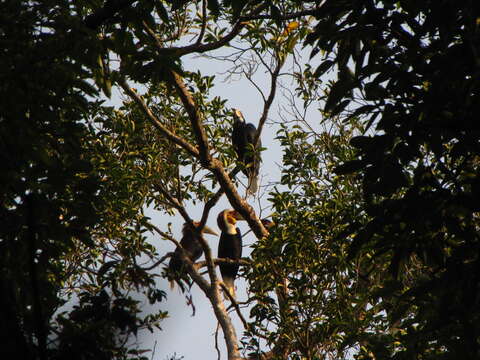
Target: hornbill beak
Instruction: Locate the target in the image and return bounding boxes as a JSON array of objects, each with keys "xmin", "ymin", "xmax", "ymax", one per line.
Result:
[
  {"xmin": 231, "ymin": 210, "xmax": 244, "ymax": 221},
  {"xmin": 202, "ymin": 225, "xmax": 219, "ymax": 236},
  {"xmin": 233, "ymin": 109, "xmax": 244, "ymax": 121}
]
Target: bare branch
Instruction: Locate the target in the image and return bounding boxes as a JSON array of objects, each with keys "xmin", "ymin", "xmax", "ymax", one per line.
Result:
[
  {"xmin": 153, "ymin": 182, "xmax": 194, "ymax": 226},
  {"xmin": 195, "ymin": 257, "xmax": 251, "ymax": 270},
  {"xmin": 215, "ymin": 322, "xmax": 222, "ymax": 360},
  {"xmin": 221, "ymin": 283, "xmax": 249, "ymax": 331},
  {"xmin": 142, "ymin": 252, "xmax": 172, "ymax": 271},
  {"xmin": 149, "ymin": 223, "xmax": 182, "ymax": 250},
  {"xmin": 253, "ymin": 58, "xmax": 282, "ymax": 148},
  {"xmin": 159, "ymin": 20, "xmax": 245, "ymax": 57},
  {"xmin": 142, "ymin": 3, "xmax": 269, "ymax": 58}
]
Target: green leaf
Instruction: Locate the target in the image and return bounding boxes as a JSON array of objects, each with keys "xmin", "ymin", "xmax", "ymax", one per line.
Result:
[
  {"xmin": 98, "ymin": 260, "xmax": 119, "ymax": 279},
  {"xmin": 364, "ymin": 82, "xmax": 388, "ymax": 100},
  {"xmin": 207, "ymin": 0, "xmax": 220, "ymax": 17},
  {"xmin": 325, "ymin": 79, "xmax": 352, "ymax": 113},
  {"xmin": 314, "ymin": 59, "xmax": 335, "ymax": 78}
]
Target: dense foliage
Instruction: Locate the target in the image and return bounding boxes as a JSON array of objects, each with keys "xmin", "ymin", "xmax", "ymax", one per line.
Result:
[
  {"xmin": 1, "ymin": 0, "xmax": 478, "ymax": 359},
  {"xmin": 306, "ymin": 1, "xmax": 480, "ymax": 358}
]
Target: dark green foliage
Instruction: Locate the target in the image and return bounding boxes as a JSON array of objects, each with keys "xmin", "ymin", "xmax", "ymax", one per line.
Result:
[
  {"xmin": 53, "ymin": 291, "xmax": 146, "ymax": 360},
  {"xmin": 0, "ymin": 2, "xmax": 165, "ymax": 359},
  {"xmin": 247, "ymin": 122, "xmax": 370, "ymax": 359},
  {"xmin": 307, "ymin": 0, "xmax": 480, "ymax": 357},
  {"xmin": 0, "ymin": 2, "xmax": 103, "ymax": 358}
]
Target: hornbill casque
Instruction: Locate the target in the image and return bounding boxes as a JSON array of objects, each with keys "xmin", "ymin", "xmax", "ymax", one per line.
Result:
[
  {"xmin": 168, "ymin": 221, "xmax": 218, "ymax": 291},
  {"xmin": 232, "ymin": 109, "xmax": 262, "ymax": 195},
  {"xmin": 217, "ymin": 209, "xmax": 245, "ymax": 299}
]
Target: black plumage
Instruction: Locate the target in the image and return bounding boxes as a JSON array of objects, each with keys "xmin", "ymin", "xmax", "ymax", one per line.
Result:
[
  {"xmin": 217, "ymin": 209, "xmax": 244, "ymax": 299},
  {"xmin": 168, "ymin": 221, "xmax": 218, "ymax": 291},
  {"xmin": 232, "ymin": 109, "xmax": 261, "ymax": 195}
]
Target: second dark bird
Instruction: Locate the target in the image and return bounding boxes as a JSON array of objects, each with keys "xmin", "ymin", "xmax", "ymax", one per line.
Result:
[
  {"xmin": 168, "ymin": 221, "xmax": 218, "ymax": 292},
  {"xmin": 232, "ymin": 109, "xmax": 262, "ymax": 195},
  {"xmin": 217, "ymin": 209, "xmax": 245, "ymax": 299}
]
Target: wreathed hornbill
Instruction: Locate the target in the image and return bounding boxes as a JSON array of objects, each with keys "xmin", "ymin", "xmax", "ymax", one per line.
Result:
[
  {"xmin": 217, "ymin": 209, "xmax": 245, "ymax": 299},
  {"xmin": 232, "ymin": 109, "xmax": 262, "ymax": 195},
  {"xmin": 168, "ymin": 221, "xmax": 218, "ymax": 291}
]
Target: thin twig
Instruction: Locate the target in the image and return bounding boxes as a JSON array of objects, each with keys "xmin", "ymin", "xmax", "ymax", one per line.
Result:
[
  {"xmin": 195, "ymin": 257, "xmax": 251, "ymax": 270},
  {"xmin": 150, "ymin": 340, "xmax": 157, "ymax": 360},
  {"xmin": 152, "ymin": 182, "xmax": 196, "ymax": 231},
  {"xmin": 215, "ymin": 322, "xmax": 221, "ymax": 360},
  {"xmin": 142, "ymin": 252, "xmax": 172, "ymax": 271},
  {"xmin": 221, "ymin": 283, "xmax": 250, "ymax": 331},
  {"xmin": 253, "ymin": 58, "xmax": 283, "ymax": 148}
]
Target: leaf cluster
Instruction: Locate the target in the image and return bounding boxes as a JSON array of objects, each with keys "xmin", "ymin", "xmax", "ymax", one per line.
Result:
[
  {"xmin": 246, "ymin": 120, "xmax": 372, "ymax": 359},
  {"xmin": 306, "ymin": 0, "xmax": 480, "ymax": 357}
]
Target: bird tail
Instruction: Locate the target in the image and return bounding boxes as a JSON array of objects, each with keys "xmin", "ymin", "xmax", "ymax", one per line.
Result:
[
  {"xmin": 222, "ymin": 278, "xmax": 236, "ymax": 301},
  {"xmin": 169, "ymin": 278, "xmax": 185, "ymax": 293},
  {"xmin": 247, "ymin": 175, "xmax": 258, "ymax": 195}
]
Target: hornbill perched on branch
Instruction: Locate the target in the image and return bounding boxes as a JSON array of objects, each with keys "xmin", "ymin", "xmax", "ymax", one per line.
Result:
[
  {"xmin": 217, "ymin": 209, "xmax": 245, "ymax": 299},
  {"xmin": 232, "ymin": 109, "xmax": 262, "ymax": 195},
  {"xmin": 168, "ymin": 221, "xmax": 218, "ymax": 291}
]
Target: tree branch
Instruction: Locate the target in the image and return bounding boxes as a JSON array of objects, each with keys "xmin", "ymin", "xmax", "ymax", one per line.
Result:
[
  {"xmin": 160, "ymin": 21, "xmax": 246, "ymax": 57},
  {"xmin": 142, "ymin": 252, "xmax": 172, "ymax": 271},
  {"xmin": 210, "ymin": 159, "xmax": 268, "ymax": 238},
  {"xmin": 199, "ymin": 166, "xmax": 242, "ymax": 229},
  {"xmin": 118, "ymin": 79, "xmax": 200, "ymax": 158},
  {"xmin": 141, "ymin": 3, "xmax": 269, "ymax": 58},
  {"xmin": 221, "ymin": 283, "xmax": 249, "ymax": 331},
  {"xmin": 195, "ymin": 257, "xmax": 251, "ymax": 270},
  {"xmin": 168, "ymin": 71, "xmax": 211, "ymax": 164},
  {"xmin": 153, "ymin": 182, "xmax": 194, "ymax": 226},
  {"xmin": 254, "ymin": 54, "xmax": 283, "ymax": 148}
]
